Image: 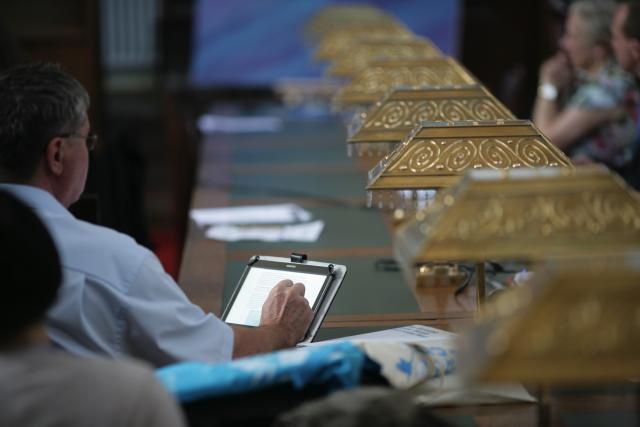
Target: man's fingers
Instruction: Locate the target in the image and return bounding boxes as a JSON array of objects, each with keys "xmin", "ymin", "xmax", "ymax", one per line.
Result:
[
  {"xmin": 292, "ymin": 282, "xmax": 306, "ymax": 296},
  {"xmin": 275, "ymin": 279, "xmax": 293, "ymax": 288}
]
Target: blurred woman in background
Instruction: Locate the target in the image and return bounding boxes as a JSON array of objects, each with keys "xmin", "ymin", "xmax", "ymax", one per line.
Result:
[{"xmin": 533, "ymin": 0, "xmax": 638, "ymax": 168}]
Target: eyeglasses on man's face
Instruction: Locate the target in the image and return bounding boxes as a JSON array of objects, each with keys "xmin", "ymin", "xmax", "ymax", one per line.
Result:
[{"xmin": 58, "ymin": 132, "xmax": 99, "ymax": 151}]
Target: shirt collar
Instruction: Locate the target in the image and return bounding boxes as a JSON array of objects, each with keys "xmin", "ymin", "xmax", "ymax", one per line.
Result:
[{"xmin": 0, "ymin": 184, "xmax": 73, "ymax": 219}]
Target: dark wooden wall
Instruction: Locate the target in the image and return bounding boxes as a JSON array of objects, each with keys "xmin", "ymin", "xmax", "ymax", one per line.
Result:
[
  {"xmin": 0, "ymin": 0, "xmax": 103, "ymax": 129},
  {"xmin": 461, "ymin": 0, "xmax": 565, "ymax": 119}
]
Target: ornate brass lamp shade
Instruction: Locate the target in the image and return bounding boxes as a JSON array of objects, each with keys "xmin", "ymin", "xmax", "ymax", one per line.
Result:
[
  {"xmin": 314, "ymin": 24, "xmax": 414, "ymax": 62},
  {"xmin": 327, "ymin": 38, "xmax": 443, "ymax": 79},
  {"xmin": 366, "ymin": 120, "xmax": 572, "ymax": 210},
  {"xmin": 458, "ymin": 252, "xmax": 640, "ymax": 384},
  {"xmin": 393, "ymin": 166, "xmax": 639, "ymax": 307},
  {"xmin": 305, "ymin": 5, "xmax": 400, "ymax": 43},
  {"xmin": 332, "ymin": 58, "xmax": 478, "ymax": 110},
  {"xmin": 348, "ymin": 85, "xmax": 515, "ymax": 157},
  {"xmin": 394, "ymin": 166, "xmax": 638, "ymax": 264},
  {"xmin": 274, "ymin": 78, "xmax": 344, "ymax": 108}
]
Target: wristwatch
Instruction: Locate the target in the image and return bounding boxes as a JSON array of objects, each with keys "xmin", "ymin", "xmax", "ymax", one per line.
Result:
[{"xmin": 538, "ymin": 82, "xmax": 558, "ymax": 101}]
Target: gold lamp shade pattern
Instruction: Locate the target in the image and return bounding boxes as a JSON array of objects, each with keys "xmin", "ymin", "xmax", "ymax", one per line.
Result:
[
  {"xmin": 327, "ymin": 38, "xmax": 443, "ymax": 78},
  {"xmin": 393, "ymin": 166, "xmax": 638, "ymax": 308},
  {"xmin": 332, "ymin": 58, "xmax": 478, "ymax": 109},
  {"xmin": 366, "ymin": 120, "xmax": 572, "ymax": 210},
  {"xmin": 305, "ymin": 5, "xmax": 400, "ymax": 43},
  {"xmin": 394, "ymin": 165, "xmax": 639, "ymax": 267},
  {"xmin": 458, "ymin": 252, "xmax": 640, "ymax": 384},
  {"xmin": 303, "ymin": 3, "xmax": 640, "ymax": 388},
  {"xmin": 348, "ymin": 85, "xmax": 515, "ymax": 157},
  {"xmin": 313, "ymin": 24, "xmax": 414, "ymax": 62}
]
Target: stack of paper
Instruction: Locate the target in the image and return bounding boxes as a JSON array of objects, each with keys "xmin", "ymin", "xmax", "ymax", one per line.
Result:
[
  {"xmin": 189, "ymin": 203, "xmax": 324, "ymax": 242},
  {"xmin": 307, "ymin": 325, "xmax": 456, "ymax": 347},
  {"xmin": 415, "ymin": 374, "xmax": 537, "ymax": 406},
  {"xmin": 197, "ymin": 113, "xmax": 283, "ymax": 134}
]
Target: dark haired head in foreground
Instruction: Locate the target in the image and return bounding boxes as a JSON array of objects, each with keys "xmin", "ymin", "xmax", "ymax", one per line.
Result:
[
  {"xmin": 0, "ymin": 190, "xmax": 60, "ymax": 345},
  {"xmin": 0, "ymin": 191, "xmax": 187, "ymax": 426}
]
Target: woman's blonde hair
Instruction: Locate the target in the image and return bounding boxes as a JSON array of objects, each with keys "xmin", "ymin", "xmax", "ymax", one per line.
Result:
[
  {"xmin": 570, "ymin": 0, "xmax": 616, "ymax": 47},
  {"xmin": 569, "ymin": 0, "xmax": 616, "ymax": 49}
]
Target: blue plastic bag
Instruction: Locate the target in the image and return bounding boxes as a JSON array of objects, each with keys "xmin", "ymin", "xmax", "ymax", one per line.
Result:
[{"xmin": 156, "ymin": 341, "xmax": 370, "ymax": 403}]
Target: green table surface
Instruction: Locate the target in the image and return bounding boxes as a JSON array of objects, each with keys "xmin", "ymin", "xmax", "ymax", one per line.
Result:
[{"xmin": 181, "ymin": 108, "xmax": 640, "ymax": 427}]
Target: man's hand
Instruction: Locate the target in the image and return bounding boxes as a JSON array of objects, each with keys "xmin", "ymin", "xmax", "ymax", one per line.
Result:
[
  {"xmin": 260, "ymin": 279, "xmax": 314, "ymax": 347},
  {"xmin": 231, "ymin": 279, "xmax": 314, "ymax": 358}
]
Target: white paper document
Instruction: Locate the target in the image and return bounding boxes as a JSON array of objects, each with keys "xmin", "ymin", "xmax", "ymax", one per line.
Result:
[
  {"xmin": 190, "ymin": 203, "xmax": 312, "ymax": 227},
  {"xmin": 205, "ymin": 220, "xmax": 324, "ymax": 242},
  {"xmin": 308, "ymin": 325, "xmax": 456, "ymax": 346},
  {"xmin": 197, "ymin": 114, "xmax": 283, "ymax": 134},
  {"xmin": 414, "ymin": 374, "xmax": 537, "ymax": 406}
]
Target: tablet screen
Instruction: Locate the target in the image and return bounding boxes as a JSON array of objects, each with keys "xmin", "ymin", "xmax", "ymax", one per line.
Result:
[{"xmin": 224, "ymin": 266, "xmax": 330, "ymax": 327}]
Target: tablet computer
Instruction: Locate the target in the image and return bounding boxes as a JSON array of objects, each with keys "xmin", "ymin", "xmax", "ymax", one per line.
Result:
[{"xmin": 221, "ymin": 255, "xmax": 347, "ymax": 344}]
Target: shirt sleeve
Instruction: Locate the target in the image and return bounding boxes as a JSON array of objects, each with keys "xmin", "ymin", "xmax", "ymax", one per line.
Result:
[
  {"xmin": 123, "ymin": 253, "xmax": 234, "ymax": 367},
  {"xmin": 568, "ymin": 67, "xmax": 633, "ymax": 110},
  {"xmin": 568, "ymin": 82, "xmax": 620, "ymax": 110}
]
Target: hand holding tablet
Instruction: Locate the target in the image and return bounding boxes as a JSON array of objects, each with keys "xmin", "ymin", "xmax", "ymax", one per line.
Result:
[
  {"xmin": 259, "ymin": 280, "xmax": 313, "ymax": 346},
  {"xmin": 223, "ymin": 255, "xmax": 347, "ymax": 344}
]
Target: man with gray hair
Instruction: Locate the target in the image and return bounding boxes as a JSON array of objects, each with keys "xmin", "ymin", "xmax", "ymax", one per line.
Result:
[{"xmin": 0, "ymin": 62, "xmax": 313, "ymax": 367}]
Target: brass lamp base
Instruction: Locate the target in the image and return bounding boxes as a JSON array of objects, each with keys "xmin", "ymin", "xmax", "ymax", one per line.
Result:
[{"xmin": 415, "ymin": 263, "xmax": 467, "ymax": 288}]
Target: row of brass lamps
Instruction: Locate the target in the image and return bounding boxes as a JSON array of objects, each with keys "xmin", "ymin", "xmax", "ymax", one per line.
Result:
[{"xmin": 305, "ymin": 4, "xmax": 640, "ymax": 384}]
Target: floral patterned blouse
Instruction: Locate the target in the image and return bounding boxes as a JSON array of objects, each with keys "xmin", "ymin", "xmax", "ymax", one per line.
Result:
[{"xmin": 565, "ymin": 61, "xmax": 639, "ymax": 168}]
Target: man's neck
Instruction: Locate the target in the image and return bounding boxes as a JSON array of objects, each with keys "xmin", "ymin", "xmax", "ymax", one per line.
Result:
[
  {"xmin": 28, "ymin": 174, "xmax": 56, "ymax": 198},
  {"xmin": 23, "ymin": 170, "xmax": 69, "ymax": 208}
]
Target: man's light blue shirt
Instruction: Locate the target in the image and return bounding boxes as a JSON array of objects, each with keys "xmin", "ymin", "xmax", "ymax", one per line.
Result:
[{"xmin": 1, "ymin": 184, "xmax": 233, "ymax": 367}]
